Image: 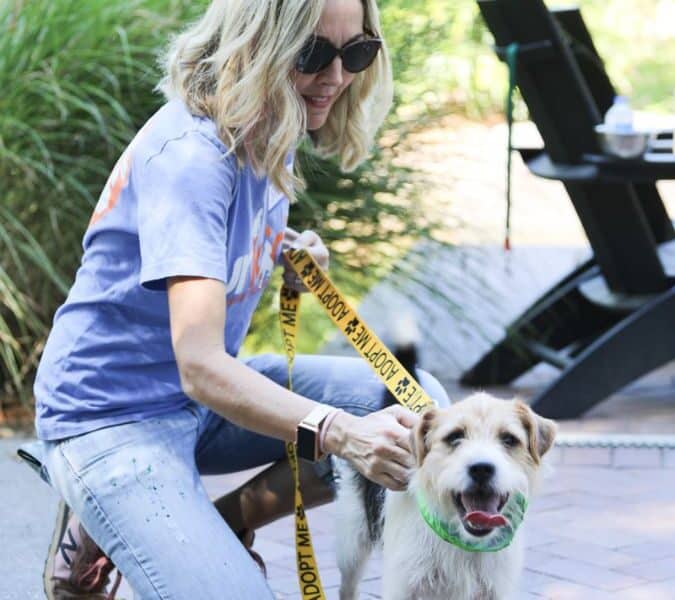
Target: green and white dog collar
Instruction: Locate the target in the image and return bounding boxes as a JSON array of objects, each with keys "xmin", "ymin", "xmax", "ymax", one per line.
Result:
[{"xmin": 416, "ymin": 491, "xmax": 528, "ymax": 553}]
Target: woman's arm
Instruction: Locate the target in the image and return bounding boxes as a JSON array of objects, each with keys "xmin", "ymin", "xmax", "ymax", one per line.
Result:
[
  {"xmin": 168, "ymin": 275, "xmax": 317, "ymax": 441},
  {"xmin": 168, "ymin": 275, "xmax": 417, "ymax": 490}
]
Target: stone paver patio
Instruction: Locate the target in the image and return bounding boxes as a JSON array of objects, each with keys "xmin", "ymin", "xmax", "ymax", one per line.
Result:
[
  {"xmin": 201, "ymin": 446, "xmax": 675, "ymax": 600},
  {"xmin": 3, "ymin": 387, "xmax": 674, "ymax": 600}
]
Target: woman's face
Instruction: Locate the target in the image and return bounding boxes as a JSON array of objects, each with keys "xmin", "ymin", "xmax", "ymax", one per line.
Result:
[{"xmin": 294, "ymin": 0, "xmax": 365, "ymax": 131}]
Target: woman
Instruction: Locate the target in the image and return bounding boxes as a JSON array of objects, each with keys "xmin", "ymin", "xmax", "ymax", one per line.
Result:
[{"xmin": 35, "ymin": 1, "xmax": 448, "ymax": 598}]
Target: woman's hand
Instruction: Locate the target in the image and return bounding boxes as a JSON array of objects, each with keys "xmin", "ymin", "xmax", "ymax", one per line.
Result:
[
  {"xmin": 323, "ymin": 406, "xmax": 420, "ymax": 491},
  {"xmin": 281, "ymin": 227, "xmax": 329, "ymax": 292}
]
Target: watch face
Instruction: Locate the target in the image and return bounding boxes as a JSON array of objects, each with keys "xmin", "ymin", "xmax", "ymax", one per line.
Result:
[{"xmin": 297, "ymin": 426, "xmax": 318, "ymax": 462}]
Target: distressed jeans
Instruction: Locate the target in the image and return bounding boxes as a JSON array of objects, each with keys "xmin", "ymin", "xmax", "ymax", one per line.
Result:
[{"xmin": 42, "ymin": 354, "xmax": 449, "ymax": 599}]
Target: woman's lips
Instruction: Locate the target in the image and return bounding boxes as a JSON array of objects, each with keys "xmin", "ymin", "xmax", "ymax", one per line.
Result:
[{"xmin": 304, "ymin": 95, "xmax": 332, "ymax": 110}]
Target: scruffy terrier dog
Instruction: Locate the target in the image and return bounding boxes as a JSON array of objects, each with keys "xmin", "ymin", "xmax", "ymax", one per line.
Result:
[{"xmin": 335, "ymin": 392, "xmax": 557, "ymax": 600}]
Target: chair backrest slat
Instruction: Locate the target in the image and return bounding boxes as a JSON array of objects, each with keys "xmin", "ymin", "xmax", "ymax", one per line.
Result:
[
  {"xmin": 479, "ymin": 0, "xmax": 602, "ymax": 163},
  {"xmin": 551, "ymin": 8, "xmax": 616, "ymax": 116}
]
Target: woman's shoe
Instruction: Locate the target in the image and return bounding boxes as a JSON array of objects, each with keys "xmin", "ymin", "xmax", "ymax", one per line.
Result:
[{"xmin": 44, "ymin": 500, "xmax": 122, "ymax": 599}]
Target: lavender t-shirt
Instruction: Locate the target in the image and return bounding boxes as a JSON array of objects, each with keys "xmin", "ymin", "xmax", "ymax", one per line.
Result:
[{"xmin": 34, "ymin": 100, "xmax": 290, "ymax": 441}]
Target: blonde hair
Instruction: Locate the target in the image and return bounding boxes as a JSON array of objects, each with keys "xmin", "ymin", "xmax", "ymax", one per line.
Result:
[{"xmin": 158, "ymin": 0, "xmax": 393, "ymax": 200}]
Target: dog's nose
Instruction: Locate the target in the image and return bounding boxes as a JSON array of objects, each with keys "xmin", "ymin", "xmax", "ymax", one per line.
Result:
[{"xmin": 468, "ymin": 462, "xmax": 495, "ymax": 484}]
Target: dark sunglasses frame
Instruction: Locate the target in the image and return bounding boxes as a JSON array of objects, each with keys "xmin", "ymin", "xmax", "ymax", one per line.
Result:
[{"xmin": 295, "ymin": 30, "xmax": 382, "ymax": 75}]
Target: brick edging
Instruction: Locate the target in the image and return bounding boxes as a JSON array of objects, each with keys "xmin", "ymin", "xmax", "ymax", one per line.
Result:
[{"xmin": 551, "ymin": 433, "xmax": 675, "ymax": 468}]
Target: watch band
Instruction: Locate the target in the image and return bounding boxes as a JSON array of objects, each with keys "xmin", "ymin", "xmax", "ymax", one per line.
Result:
[
  {"xmin": 319, "ymin": 408, "xmax": 343, "ymax": 454},
  {"xmin": 296, "ymin": 405, "xmax": 336, "ymax": 462}
]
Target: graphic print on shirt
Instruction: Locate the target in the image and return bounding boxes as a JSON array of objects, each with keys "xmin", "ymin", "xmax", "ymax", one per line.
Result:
[
  {"xmin": 88, "ymin": 117, "xmax": 157, "ymax": 228},
  {"xmin": 226, "ymin": 187, "xmax": 286, "ymax": 306},
  {"xmin": 88, "ymin": 150, "xmax": 132, "ymax": 228}
]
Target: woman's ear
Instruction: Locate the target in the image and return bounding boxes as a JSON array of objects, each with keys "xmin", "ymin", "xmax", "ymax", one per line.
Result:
[{"xmin": 411, "ymin": 407, "xmax": 438, "ymax": 466}]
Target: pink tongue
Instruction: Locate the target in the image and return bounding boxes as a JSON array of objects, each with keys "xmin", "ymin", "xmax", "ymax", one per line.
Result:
[{"xmin": 465, "ymin": 511, "xmax": 508, "ymax": 528}]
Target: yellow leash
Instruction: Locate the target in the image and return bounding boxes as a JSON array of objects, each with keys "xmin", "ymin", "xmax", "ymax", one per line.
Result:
[
  {"xmin": 279, "ymin": 284, "xmax": 326, "ymax": 599},
  {"xmin": 278, "ymin": 247, "xmax": 435, "ymax": 600}
]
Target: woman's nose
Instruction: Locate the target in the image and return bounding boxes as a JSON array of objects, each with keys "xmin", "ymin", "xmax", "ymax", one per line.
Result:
[{"xmin": 319, "ymin": 56, "xmax": 344, "ymax": 87}]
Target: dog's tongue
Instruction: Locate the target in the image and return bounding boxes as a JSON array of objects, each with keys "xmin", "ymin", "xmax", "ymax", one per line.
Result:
[
  {"xmin": 464, "ymin": 511, "xmax": 507, "ymax": 528},
  {"xmin": 462, "ymin": 493, "xmax": 508, "ymax": 528}
]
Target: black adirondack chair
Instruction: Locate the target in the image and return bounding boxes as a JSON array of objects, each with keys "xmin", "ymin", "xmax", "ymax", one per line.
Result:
[{"xmin": 460, "ymin": 0, "xmax": 675, "ymax": 419}]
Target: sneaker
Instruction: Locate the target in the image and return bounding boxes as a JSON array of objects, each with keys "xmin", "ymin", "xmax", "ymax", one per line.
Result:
[{"xmin": 44, "ymin": 500, "xmax": 122, "ymax": 600}]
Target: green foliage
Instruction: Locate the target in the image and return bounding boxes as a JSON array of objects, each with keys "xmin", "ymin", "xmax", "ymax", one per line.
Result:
[
  {"xmin": 0, "ymin": 0, "xmax": 203, "ymax": 403},
  {"xmin": 571, "ymin": 0, "xmax": 675, "ymax": 112},
  {"xmin": 380, "ymin": 0, "xmax": 501, "ymax": 119}
]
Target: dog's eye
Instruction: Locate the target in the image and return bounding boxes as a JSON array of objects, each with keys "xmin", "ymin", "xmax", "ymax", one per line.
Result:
[
  {"xmin": 444, "ymin": 429, "xmax": 465, "ymax": 447},
  {"xmin": 500, "ymin": 432, "xmax": 520, "ymax": 448}
]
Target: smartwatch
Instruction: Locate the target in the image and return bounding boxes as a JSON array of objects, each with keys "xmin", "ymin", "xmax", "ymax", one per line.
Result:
[{"xmin": 296, "ymin": 405, "xmax": 335, "ymax": 462}]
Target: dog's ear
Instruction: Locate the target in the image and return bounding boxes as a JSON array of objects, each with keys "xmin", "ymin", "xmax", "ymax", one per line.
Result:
[
  {"xmin": 411, "ymin": 407, "xmax": 438, "ymax": 466},
  {"xmin": 515, "ymin": 401, "xmax": 557, "ymax": 463}
]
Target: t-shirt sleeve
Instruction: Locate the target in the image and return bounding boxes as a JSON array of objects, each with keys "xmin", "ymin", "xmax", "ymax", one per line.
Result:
[{"xmin": 136, "ymin": 131, "xmax": 235, "ymax": 291}]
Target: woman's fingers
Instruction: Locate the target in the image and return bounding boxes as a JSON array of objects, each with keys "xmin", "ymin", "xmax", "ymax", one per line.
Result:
[
  {"xmin": 281, "ymin": 227, "xmax": 300, "ymax": 254},
  {"xmin": 381, "ymin": 463, "xmax": 411, "ymax": 487},
  {"xmin": 386, "ymin": 404, "xmax": 420, "ymax": 430},
  {"xmin": 377, "ymin": 472, "xmax": 407, "ymax": 492},
  {"xmin": 284, "ymin": 226, "xmax": 300, "ymax": 241},
  {"xmin": 281, "ymin": 228, "xmax": 329, "ymax": 286},
  {"xmin": 369, "ymin": 439, "xmax": 414, "ymax": 486},
  {"xmin": 335, "ymin": 406, "xmax": 421, "ymax": 490},
  {"xmin": 357, "ymin": 440, "xmax": 414, "ymax": 489},
  {"xmin": 379, "ymin": 442, "xmax": 414, "ymax": 470},
  {"xmin": 293, "ymin": 229, "xmax": 320, "ymax": 248},
  {"xmin": 377, "ymin": 406, "xmax": 419, "ymax": 456},
  {"xmin": 294, "ymin": 230, "xmax": 329, "ymax": 270},
  {"xmin": 311, "ymin": 245, "xmax": 329, "ymax": 271}
]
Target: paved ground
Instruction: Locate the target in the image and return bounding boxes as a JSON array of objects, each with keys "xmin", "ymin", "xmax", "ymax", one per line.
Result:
[
  {"xmin": 0, "ymin": 440, "xmax": 675, "ymax": 600},
  {"xmin": 207, "ymin": 452, "xmax": 675, "ymax": 600},
  {"xmin": 2, "ymin": 118, "xmax": 674, "ymax": 599},
  {"xmin": 4, "ymin": 429, "xmax": 673, "ymax": 600}
]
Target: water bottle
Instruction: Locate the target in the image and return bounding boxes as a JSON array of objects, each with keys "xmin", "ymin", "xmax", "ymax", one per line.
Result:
[{"xmin": 604, "ymin": 96, "xmax": 634, "ymax": 133}]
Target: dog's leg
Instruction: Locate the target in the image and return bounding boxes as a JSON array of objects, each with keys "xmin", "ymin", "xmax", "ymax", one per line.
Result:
[
  {"xmin": 381, "ymin": 567, "xmax": 415, "ymax": 600},
  {"xmin": 381, "ymin": 514, "xmax": 420, "ymax": 600},
  {"xmin": 335, "ymin": 467, "xmax": 379, "ymax": 600},
  {"xmin": 337, "ymin": 532, "xmax": 372, "ymax": 600}
]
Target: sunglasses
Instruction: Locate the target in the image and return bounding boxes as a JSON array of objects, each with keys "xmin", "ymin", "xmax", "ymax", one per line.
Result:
[{"xmin": 295, "ymin": 33, "xmax": 382, "ymax": 74}]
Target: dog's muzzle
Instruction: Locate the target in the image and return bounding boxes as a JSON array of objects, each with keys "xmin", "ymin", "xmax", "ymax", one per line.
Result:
[
  {"xmin": 417, "ymin": 491, "xmax": 528, "ymax": 553},
  {"xmin": 453, "ymin": 489, "xmax": 509, "ymax": 537}
]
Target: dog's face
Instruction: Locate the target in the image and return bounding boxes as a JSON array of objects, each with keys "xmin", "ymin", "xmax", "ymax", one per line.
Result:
[{"xmin": 410, "ymin": 392, "xmax": 556, "ymax": 541}]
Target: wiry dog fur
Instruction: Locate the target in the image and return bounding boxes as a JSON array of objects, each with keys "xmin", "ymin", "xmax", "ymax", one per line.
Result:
[{"xmin": 334, "ymin": 362, "xmax": 556, "ymax": 600}]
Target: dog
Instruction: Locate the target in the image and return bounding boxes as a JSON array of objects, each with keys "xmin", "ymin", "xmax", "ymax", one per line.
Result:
[{"xmin": 334, "ymin": 351, "xmax": 556, "ymax": 600}]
